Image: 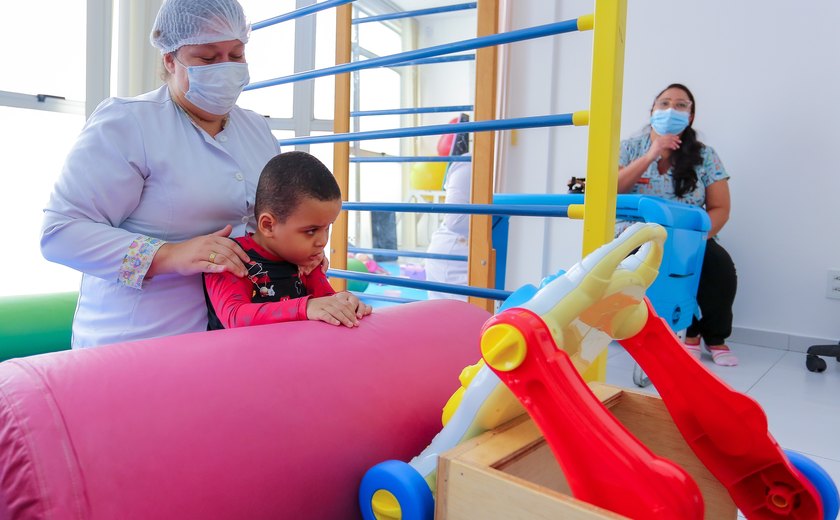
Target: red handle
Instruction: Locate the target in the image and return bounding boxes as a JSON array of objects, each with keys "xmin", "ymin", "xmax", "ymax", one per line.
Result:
[
  {"xmin": 482, "ymin": 309, "xmax": 704, "ymax": 520},
  {"xmin": 619, "ymin": 299, "xmax": 822, "ymax": 519}
]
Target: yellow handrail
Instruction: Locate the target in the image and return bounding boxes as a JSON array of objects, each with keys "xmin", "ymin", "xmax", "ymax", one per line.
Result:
[{"xmin": 580, "ymin": 0, "xmax": 628, "ymax": 382}]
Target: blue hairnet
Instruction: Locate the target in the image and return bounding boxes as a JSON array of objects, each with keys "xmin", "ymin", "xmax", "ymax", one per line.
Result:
[{"xmin": 150, "ymin": 0, "xmax": 250, "ymax": 54}]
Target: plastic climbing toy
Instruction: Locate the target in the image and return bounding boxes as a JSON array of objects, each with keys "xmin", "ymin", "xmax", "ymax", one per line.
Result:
[
  {"xmin": 360, "ymin": 222, "xmax": 838, "ymax": 520},
  {"xmin": 480, "ymin": 222, "xmax": 703, "ymax": 518}
]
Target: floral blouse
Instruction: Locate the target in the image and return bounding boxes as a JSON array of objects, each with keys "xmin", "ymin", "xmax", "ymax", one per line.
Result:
[
  {"xmin": 616, "ymin": 131, "xmax": 729, "ymax": 237},
  {"xmin": 618, "ymin": 132, "xmax": 729, "ymax": 206}
]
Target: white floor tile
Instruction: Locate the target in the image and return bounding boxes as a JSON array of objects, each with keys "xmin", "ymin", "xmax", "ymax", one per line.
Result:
[
  {"xmin": 606, "ymin": 341, "xmax": 626, "ymax": 360},
  {"xmin": 749, "ymin": 350, "xmax": 840, "ymax": 407},
  {"xmin": 605, "ymin": 341, "xmax": 786, "ymax": 395},
  {"xmin": 699, "ymin": 342, "xmax": 787, "ymax": 393},
  {"xmin": 748, "ymin": 351, "xmax": 840, "ymax": 461},
  {"xmin": 604, "ymin": 355, "xmax": 659, "ymax": 396},
  {"xmin": 605, "ymin": 342, "xmax": 636, "ymax": 369}
]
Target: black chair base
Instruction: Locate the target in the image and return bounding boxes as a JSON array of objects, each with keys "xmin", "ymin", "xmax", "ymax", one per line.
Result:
[{"xmin": 805, "ymin": 341, "xmax": 840, "ymax": 373}]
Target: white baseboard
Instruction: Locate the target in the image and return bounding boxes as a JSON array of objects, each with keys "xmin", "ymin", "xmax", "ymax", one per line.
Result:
[{"xmin": 730, "ymin": 327, "xmax": 836, "ymax": 353}]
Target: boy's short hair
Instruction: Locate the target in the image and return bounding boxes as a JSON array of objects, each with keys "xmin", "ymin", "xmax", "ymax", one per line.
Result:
[{"xmin": 255, "ymin": 151, "xmax": 342, "ymax": 222}]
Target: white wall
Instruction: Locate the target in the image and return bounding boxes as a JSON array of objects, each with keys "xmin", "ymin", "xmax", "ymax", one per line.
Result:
[
  {"xmin": 500, "ymin": 0, "xmax": 840, "ymax": 341},
  {"xmin": 498, "ymin": 2, "xmax": 585, "ymax": 287}
]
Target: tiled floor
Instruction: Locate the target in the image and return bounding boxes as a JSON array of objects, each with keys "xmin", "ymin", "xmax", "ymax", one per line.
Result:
[{"xmin": 605, "ymin": 340, "xmax": 840, "ymax": 517}]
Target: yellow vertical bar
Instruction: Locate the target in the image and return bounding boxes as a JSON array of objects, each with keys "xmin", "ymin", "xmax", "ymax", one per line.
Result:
[
  {"xmin": 329, "ymin": 3, "xmax": 352, "ymax": 290},
  {"xmin": 582, "ymin": 0, "xmax": 627, "ymax": 256},
  {"xmin": 580, "ymin": 0, "xmax": 627, "ymax": 383},
  {"xmin": 467, "ymin": 0, "xmax": 499, "ymax": 313}
]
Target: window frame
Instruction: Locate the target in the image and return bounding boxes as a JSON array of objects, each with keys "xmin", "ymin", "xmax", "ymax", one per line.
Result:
[
  {"xmin": 347, "ymin": 3, "xmax": 415, "ymax": 247},
  {"xmin": 266, "ymin": 1, "xmax": 413, "ymax": 144},
  {"xmin": 0, "ymin": 0, "xmax": 106, "ymax": 117}
]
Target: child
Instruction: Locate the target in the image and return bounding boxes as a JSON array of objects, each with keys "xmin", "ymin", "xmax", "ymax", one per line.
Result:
[{"xmin": 204, "ymin": 151, "xmax": 372, "ymax": 329}]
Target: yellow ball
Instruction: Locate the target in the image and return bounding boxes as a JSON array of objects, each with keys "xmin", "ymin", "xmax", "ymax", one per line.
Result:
[{"xmin": 410, "ymin": 162, "xmax": 447, "ymax": 191}]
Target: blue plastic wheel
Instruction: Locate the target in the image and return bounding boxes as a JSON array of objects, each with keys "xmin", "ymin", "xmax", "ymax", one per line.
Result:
[
  {"xmin": 785, "ymin": 449, "xmax": 840, "ymax": 520},
  {"xmin": 359, "ymin": 460, "xmax": 434, "ymax": 520}
]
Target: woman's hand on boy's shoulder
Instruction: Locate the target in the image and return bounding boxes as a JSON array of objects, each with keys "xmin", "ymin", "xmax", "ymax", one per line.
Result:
[{"xmin": 150, "ymin": 225, "xmax": 250, "ymax": 279}]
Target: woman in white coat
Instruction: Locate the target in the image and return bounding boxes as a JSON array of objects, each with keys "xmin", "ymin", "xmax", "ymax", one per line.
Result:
[
  {"xmin": 41, "ymin": 0, "xmax": 283, "ymax": 347},
  {"xmin": 425, "ymin": 158, "xmax": 472, "ymax": 301}
]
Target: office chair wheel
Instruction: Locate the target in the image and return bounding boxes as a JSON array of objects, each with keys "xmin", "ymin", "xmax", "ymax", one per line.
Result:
[
  {"xmin": 806, "ymin": 354, "xmax": 827, "ymax": 373},
  {"xmin": 806, "ymin": 342, "xmax": 840, "ymax": 373},
  {"xmin": 359, "ymin": 460, "xmax": 434, "ymax": 520},
  {"xmin": 785, "ymin": 450, "xmax": 840, "ymax": 520},
  {"xmin": 632, "ymin": 363, "xmax": 651, "ymax": 387}
]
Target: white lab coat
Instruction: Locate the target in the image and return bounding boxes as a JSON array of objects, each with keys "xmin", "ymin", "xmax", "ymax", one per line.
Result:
[
  {"xmin": 425, "ymin": 159, "xmax": 471, "ymax": 301},
  {"xmin": 41, "ymin": 86, "xmax": 280, "ymax": 347}
]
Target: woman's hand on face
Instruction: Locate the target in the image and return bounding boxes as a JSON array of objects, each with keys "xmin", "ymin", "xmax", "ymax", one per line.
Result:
[
  {"xmin": 154, "ymin": 225, "xmax": 250, "ymax": 278},
  {"xmin": 646, "ymin": 133, "xmax": 682, "ymax": 161}
]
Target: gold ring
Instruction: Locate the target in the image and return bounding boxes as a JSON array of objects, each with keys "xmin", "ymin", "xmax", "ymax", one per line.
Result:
[{"xmin": 209, "ymin": 252, "xmax": 217, "ymax": 264}]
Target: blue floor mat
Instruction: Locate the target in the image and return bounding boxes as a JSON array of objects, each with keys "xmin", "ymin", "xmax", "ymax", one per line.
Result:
[{"xmin": 355, "ymin": 262, "xmax": 429, "ymax": 309}]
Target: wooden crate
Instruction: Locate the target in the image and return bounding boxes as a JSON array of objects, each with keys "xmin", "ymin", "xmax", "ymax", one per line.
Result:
[{"xmin": 436, "ymin": 383, "xmax": 737, "ymax": 519}]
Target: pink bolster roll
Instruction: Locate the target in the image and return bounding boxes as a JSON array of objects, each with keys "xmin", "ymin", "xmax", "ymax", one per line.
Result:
[{"xmin": 0, "ymin": 299, "xmax": 489, "ymax": 519}]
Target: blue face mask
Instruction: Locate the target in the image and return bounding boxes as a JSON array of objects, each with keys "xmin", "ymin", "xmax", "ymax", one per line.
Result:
[
  {"xmin": 650, "ymin": 108, "xmax": 690, "ymax": 135},
  {"xmin": 176, "ymin": 57, "xmax": 250, "ymax": 115}
]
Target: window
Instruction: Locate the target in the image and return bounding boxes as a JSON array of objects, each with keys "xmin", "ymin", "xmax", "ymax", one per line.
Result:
[
  {"xmin": 6, "ymin": 2, "xmax": 86, "ymax": 100},
  {"xmin": 237, "ymin": 1, "xmax": 410, "ymax": 252},
  {"xmin": 313, "ymin": 7, "xmax": 337, "ymax": 121},
  {"xmin": 1, "ymin": 1, "xmax": 87, "ymax": 296},
  {"xmin": 237, "ymin": 0, "xmax": 297, "ymax": 120},
  {"xmin": 4, "ymin": 0, "xmax": 443, "ymax": 300},
  {"xmin": 347, "ymin": 5, "xmax": 408, "ymax": 248}
]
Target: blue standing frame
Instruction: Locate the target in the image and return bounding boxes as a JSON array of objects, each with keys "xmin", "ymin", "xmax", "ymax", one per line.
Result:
[{"xmin": 492, "ymin": 194, "xmax": 711, "ymax": 332}]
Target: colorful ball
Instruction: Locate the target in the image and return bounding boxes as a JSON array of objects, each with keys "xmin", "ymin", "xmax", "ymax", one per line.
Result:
[
  {"xmin": 346, "ymin": 257, "xmax": 370, "ymax": 292},
  {"xmin": 409, "ymin": 162, "xmax": 447, "ymax": 191},
  {"xmin": 436, "ymin": 116, "xmax": 462, "ymax": 156},
  {"xmin": 437, "ymin": 133, "xmax": 455, "ymax": 156}
]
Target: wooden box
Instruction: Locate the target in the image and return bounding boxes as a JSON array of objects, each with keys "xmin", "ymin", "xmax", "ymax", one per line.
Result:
[{"xmin": 436, "ymin": 383, "xmax": 737, "ymax": 519}]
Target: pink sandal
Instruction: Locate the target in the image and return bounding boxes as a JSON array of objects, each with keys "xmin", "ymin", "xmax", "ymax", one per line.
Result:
[
  {"xmin": 684, "ymin": 337, "xmax": 702, "ymax": 360},
  {"xmin": 707, "ymin": 345, "xmax": 738, "ymax": 366}
]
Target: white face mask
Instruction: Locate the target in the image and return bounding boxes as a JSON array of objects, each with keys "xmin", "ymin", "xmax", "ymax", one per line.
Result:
[{"xmin": 175, "ymin": 57, "xmax": 250, "ymax": 115}]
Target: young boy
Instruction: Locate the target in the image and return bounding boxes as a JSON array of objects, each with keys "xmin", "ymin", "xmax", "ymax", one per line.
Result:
[{"xmin": 204, "ymin": 151, "xmax": 372, "ymax": 329}]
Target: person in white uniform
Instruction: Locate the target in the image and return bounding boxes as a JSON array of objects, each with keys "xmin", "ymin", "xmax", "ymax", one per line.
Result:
[
  {"xmin": 425, "ymin": 158, "xmax": 471, "ymax": 301},
  {"xmin": 41, "ymin": 0, "xmax": 284, "ymax": 347}
]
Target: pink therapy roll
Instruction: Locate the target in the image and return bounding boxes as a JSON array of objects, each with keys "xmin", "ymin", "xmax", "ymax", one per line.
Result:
[{"xmin": 0, "ymin": 299, "xmax": 490, "ymax": 520}]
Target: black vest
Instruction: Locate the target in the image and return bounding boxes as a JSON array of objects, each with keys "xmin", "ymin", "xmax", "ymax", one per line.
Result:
[{"xmin": 204, "ymin": 246, "xmax": 306, "ymax": 330}]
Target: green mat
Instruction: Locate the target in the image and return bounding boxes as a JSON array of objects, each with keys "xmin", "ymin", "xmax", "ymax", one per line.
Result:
[{"xmin": 0, "ymin": 292, "xmax": 77, "ymax": 361}]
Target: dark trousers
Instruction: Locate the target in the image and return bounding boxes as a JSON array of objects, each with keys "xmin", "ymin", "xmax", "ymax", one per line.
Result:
[{"xmin": 686, "ymin": 239, "xmax": 737, "ymax": 346}]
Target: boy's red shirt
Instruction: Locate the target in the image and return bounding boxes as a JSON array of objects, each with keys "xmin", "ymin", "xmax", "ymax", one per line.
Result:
[{"xmin": 203, "ymin": 234, "xmax": 335, "ymax": 329}]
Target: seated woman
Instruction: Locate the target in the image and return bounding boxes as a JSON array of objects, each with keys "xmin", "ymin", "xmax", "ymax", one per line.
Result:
[{"xmin": 617, "ymin": 83, "xmax": 738, "ymax": 367}]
